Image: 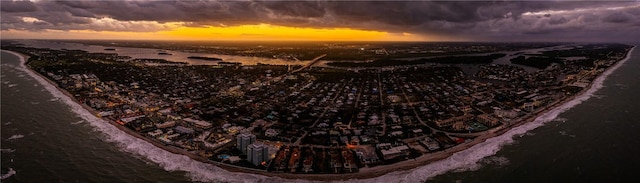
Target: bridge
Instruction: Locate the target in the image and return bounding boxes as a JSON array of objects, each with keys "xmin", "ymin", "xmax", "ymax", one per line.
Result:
[{"xmin": 289, "ymin": 54, "xmax": 327, "ymax": 74}]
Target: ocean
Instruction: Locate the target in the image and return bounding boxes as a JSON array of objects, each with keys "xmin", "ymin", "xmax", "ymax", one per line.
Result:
[{"xmin": 1, "ymin": 43, "xmax": 639, "ymax": 183}]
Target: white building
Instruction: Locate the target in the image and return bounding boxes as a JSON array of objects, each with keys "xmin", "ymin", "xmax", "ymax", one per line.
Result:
[
  {"xmin": 247, "ymin": 143, "xmax": 270, "ymax": 166},
  {"xmin": 236, "ymin": 133, "xmax": 256, "ymax": 155}
]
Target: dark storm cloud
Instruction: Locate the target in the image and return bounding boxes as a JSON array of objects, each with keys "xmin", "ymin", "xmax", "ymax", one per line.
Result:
[
  {"xmin": 0, "ymin": 0, "xmax": 38, "ymax": 12},
  {"xmin": 549, "ymin": 17, "xmax": 569, "ymax": 25},
  {"xmin": 262, "ymin": 1, "xmax": 326, "ymax": 18},
  {"xmin": 602, "ymin": 12, "xmax": 633, "ymax": 23},
  {"xmin": 1, "ymin": 0, "xmax": 639, "ymax": 41}
]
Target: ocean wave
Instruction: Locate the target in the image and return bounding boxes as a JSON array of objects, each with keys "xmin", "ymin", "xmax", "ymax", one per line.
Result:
[
  {"xmin": 355, "ymin": 46, "xmax": 636, "ymax": 183},
  {"xmin": 12, "ymin": 50, "xmax": 277, "ymax": 183},
  {"xmin": 7, "ymin": 134, "xmax": 24, "ymax": 141},
  {"xmin": 559, "ymin": 130, "xmax": 568, "ymax": 136},
  {"xmin": 1, "ymin": 168, "xmax": 16, "ymax": 180},
  {"xmin": 524, "ymin": 132, "xmax": 536, "ymax": 136},
  {"xmin": 480, "ymin": 156, "xmax": 510, "ymax": 168},
  {"xmin": 1, "ymin": 148, "xmax": 16, "ymax": 153},
  {"xmin": 551, "ymin": 117, "xmax": 568, "ymax": 122},
  {"xmin": 71, "ymin": 120, "xmax": 84, "ymax": 125},
  {"xmin": 614, "ymin": 83, "xmax": 628, "ymax": 89},
  {"xmin": 9, "ymin": 45, "xmax": 635, "ymax": 183}
]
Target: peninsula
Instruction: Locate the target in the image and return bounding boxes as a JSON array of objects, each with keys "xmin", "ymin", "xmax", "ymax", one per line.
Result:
[{"xmin": 2, "ymin": 41, "xmax": 633, "ymax": 181}]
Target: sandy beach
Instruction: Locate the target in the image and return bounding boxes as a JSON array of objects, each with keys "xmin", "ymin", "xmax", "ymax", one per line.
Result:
[{"xmin": 7, "ymin": 45, "xmax": 634, "ymax": 181}]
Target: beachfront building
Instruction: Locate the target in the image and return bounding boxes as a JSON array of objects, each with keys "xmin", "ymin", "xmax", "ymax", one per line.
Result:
[
  {"xmin": 494, "ymin": 109, "xmax": 519, "ymax": 119},
  {"xmin": 477, "ymin": 114, "xmax": 501, "ymax": 127},
  {"xmin": 376, "ymin": 143, "xmax": 410, "ymax": 160},
  {"xmin": 237, "ymin": 133, "xmax": 256, "ymax": 155},
  {"xmin": 522, "ymin": 102, "xmax": 535, "ymax": 112},
  {"xmin": 435, "ymin": 114, "xmax": 474, "ymax": 128},
  {"xmin": 247, "ymin": 143, "xmax": 270, "ymax": 166}
]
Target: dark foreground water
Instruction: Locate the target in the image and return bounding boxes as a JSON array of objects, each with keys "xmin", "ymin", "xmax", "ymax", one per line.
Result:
[
  {"xmin": 1, "ymin": 51, "xmax": 192, "ymax": 182},
  {"xmin": 426, "ymin": 44, "xmax": 640, "ymax": 183},
  {"xmin": 1, "ymin": 43, "xmax": 639, "ymax": 183}
]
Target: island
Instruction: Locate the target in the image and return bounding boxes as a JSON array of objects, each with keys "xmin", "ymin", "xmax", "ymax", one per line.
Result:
[
  {"xmin": 218, "ymin": 61, "xmax": 242, "ymax": 66},
  {"xmin": 187, "ymin": 56, "xmax": 223, "ymax": 61},
  {"xmin": 326, "ymin": 53, "xmax": 507, "ymax": 68},
  {"xmin": 1, "ymin": 42, "xmax": 633, "ymax": 181}
]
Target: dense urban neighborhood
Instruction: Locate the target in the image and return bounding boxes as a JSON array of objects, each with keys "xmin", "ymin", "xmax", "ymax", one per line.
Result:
[{"xmin": 2, "ymin": 41, "xmax": 632, "ymax": 177}]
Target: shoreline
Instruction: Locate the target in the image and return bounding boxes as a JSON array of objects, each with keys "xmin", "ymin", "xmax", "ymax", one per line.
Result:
[{"xmin": 4, "ymin": 45, "xmax": 634, "ymax": 181}]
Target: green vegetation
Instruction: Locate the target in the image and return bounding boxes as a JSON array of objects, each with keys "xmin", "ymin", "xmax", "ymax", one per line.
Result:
[
  {"xmin": 510, "ymin": 43, "xmax": 631, "ymax": 69},
  {"xmin": 326, "ymin": 54, "xmax": 506, "ymax": 68},
  {"xmin": 509, "ymin": 56, "xmax": 563, "ymax": 69}
]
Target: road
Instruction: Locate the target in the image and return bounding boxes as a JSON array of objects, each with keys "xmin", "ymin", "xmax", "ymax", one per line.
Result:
[{"xmin": 289, "ymin": 54, "xmax": 327, "ymax": 74}]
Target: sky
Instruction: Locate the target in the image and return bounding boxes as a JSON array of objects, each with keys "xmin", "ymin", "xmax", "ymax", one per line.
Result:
[{"xmin": 1, "ymin": 0, "xmax": 639, "ymax": 42}]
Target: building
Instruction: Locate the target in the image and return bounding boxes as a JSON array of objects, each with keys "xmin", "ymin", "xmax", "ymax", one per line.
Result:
[
  {"xmin": 494, "ymin": 109, "xmax": 519, "ymax": 119},
  {"xmin": 236, "ymin": 133, "xmax": 256, "ymax": 155},
  {"xmin": 183, "ymin": 118, "xmax": 212, "ymax": 129},
  {"xmin": 155, "ymin": 121, "xmax": 176, "ymax": 129},
  {"xmin": 265, "ymin": 128, "xmax": 279, "ymax": 137},
  {"xmin": 460, "ymin": 105, "xmax": 472, "ymax": 113},
  {"xmin": 477, "ymin": 114, "xmax": 501, "ymax": 127},
  {"xmin": 174, "ymin": 126, "xmax": 194, "ymax": 134},
  {"xmin": 522, "ymin": 102, "xmax": 535, "ymax": 112},
  {"xmin": 247, "ymin": 143, "xmax": 269, "ymax": 166},
  {"xmin": 435, "ymin": 114, "xmax": 474, "ymax": 128},
  {"xmin": 376, "ymin": 143, "xmax": 410, "ymax": 160}
]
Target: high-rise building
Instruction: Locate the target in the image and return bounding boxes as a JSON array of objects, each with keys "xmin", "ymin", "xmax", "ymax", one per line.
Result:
[
  {"xmin": 247, "ymin": 143, "xmax": 269, "ymax": 166},
  {"xmin": 236, "ymin": 133, "xmax": 256, "ymax": 155}
]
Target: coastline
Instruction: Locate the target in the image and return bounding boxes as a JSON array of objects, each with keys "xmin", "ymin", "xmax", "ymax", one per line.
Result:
[{"xmin": 5, "ymin": 45, "xmax": 634, "ymax": 181}]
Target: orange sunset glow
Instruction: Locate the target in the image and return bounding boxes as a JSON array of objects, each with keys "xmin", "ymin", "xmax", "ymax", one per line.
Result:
[
  {"xmin": 2, "ymin": 1, "xmax": 637, "ymax": 42},
  {"xmin": 165, "ymin": 24, "xmax": 426, "ymax": 41},
  {"xmin": 3, "ymin": 22, "xmax": 429, "ymax": 41}
]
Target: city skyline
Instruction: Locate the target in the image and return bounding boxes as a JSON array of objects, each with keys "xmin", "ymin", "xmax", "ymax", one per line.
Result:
[{"xmin": 2, "ymin": 1, "xmax": 639, "ymax": 42}]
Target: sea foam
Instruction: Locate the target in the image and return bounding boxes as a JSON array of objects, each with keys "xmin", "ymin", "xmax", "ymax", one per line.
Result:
[
  {"xmin": 10, "ymin": 45, "xmax": 636, "ymax": 183},
  {"xmin": 1, "ymin": 168, "xmax": 16, "ymax": 180},
  {"xmin": 1, "ymin": 148, "xmax": 16, "ymax": 153},
  {"xmin": 7, "ymin": 134, "xmax": 25, "ymax": 141},
  {"xmin": 352, "ymin": 46, "xmax": 636, "ymax": 183},
  {"xmin": 11, "ymin": 50, "xmax": 279, "ymax": 183}
]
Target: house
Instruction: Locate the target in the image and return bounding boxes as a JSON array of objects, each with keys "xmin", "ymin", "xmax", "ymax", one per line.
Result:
[{"xmin": 183, "ymin": 118, "xmax": 212, "ymax": 129}]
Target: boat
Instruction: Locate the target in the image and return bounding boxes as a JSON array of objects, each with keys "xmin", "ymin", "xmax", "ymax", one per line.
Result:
[
  {"xmin": 104, "ymin": 48, "xmax": 116, "ymax": 51},
  {"xmin": 158, "ymin": 52, "xmax": 173, "ymax": 55}
]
